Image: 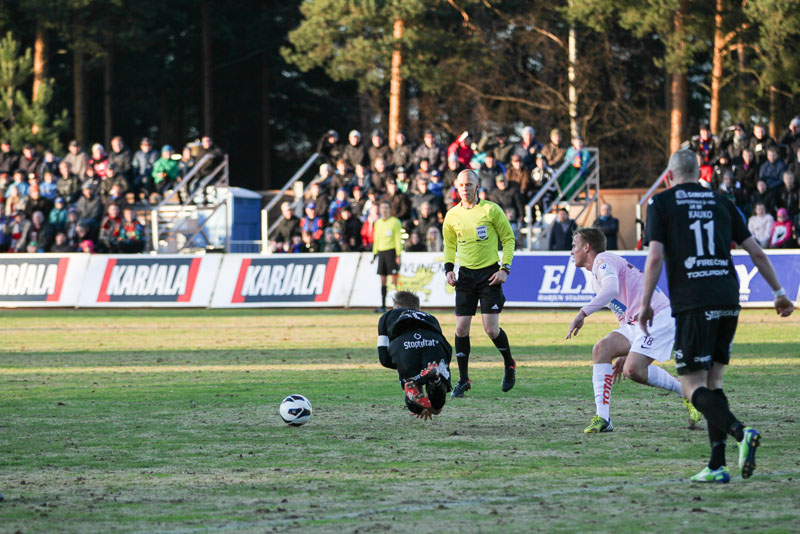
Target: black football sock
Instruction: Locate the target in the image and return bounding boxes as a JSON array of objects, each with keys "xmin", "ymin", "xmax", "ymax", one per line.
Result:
[
  {"xmin": 691, "ymin": 387, "xmax": 744, "ymax": 441},
  {"xmin": 428, "ymin": 381, "xmax": 446, "ymax": 410},
  {"xmin": 714, "ymin": 388, "xmax": 744, "ymax": 442},
  {"xmin": 491, "ymin": 328, "xmax": 514, "ymax": 367},
  {"xmin": 381, "ymin": 285, "xmax": 387, "ymax": 308},
  {"xmin": 707, "ymin": 417, "xmax": 727, "ymax": 470},
  {"xmin": 455, "ymin": 335, "xmax": 470, "ymax": 382}
]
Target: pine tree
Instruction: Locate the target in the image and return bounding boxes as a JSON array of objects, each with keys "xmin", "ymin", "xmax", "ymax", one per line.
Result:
[{"xmin": 0, "ymin": 32, "xmax": 68, "ymax": 150}]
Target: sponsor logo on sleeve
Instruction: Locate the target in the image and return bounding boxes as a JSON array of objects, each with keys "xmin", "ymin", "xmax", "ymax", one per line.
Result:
[
  {"xmin": 0, "ymin": 257, "xmax": 69, "ymax": 301},
  {"xmin": 97, "ymin": 257, "xmax": 202, "ymax": 302},
  {"xmin": 231, "ymin": 256, "xmax": 338, "ymax": 303}
]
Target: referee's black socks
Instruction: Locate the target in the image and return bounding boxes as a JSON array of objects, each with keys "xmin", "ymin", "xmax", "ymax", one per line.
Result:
[
  {"xmin": 492, "ymin": 328, "xmax": 514, "ymax": 368},
  {"xmin": 381, "ymin": 285, "xmax": 387, "ymax": 308},
  {"xmin": 455, "ymin": 335, "xmax": 470, "ymax": 381},
  {"xmin": 691, "ymin": 387, "xmax": 745, "ymax": 442}
]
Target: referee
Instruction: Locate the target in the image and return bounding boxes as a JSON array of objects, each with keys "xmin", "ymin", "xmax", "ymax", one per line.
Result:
[
  {"xmin": 443, "ymin": 169, "xmax": 516, "ymax": 397},
  {"xmin": 372, "ymin": 200, "xmax": 403, "ymax": 312},
  {"xmin": 640, "ymin": 148, "xmax": 793, "ymax": 483}
]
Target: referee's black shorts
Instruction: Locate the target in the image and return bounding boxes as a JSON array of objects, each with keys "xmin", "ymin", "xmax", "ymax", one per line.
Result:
[
  {"xmin": 454, "ymin": 264, "xmax": 505, "ymax": 316},
  {"xmin": 673, "ymin": 307, "xmax": 739, "ymax": 376},
  {"xmin": 376, "ymin": 250, "xmax": 398, "ymax": 275}
]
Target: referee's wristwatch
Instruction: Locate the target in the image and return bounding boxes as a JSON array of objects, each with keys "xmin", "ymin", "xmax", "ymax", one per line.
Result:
[{"xmin": 500, "ymin": 264, "xmax": 511, "ymax": 275}]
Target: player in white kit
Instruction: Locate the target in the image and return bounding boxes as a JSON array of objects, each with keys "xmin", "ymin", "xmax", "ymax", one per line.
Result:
[{"xmin": 566, "ymin": 227, "xmax": 701, "ymax": 433}]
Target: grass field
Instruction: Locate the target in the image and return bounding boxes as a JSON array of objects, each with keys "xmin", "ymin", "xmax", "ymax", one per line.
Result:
[{"xmin": 1, "ymin": 308, "xmax": 799, "ymax": 533}]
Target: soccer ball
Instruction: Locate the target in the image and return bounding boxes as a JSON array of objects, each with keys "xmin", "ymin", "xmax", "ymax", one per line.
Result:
[{"xmin": 279, "ymin": 394, "xmax": 312, "ymax": 426}]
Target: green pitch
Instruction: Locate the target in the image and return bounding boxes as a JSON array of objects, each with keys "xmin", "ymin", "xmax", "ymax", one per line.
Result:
[{"xmin": 1, "ymin": 309, "xmax": 799, "ymax": 533}]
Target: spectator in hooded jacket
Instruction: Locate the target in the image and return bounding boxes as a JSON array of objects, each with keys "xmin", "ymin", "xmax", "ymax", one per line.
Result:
[{"xmin": 316, "ymin": 129, "xmax": 345, "ymax": 166}]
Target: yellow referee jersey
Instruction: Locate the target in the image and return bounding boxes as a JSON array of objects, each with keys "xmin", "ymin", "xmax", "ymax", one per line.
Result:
[
  {"xmin": 372, "ymin": 216, "xmax": 403, "ymax": 255},
  {"xmin": 443, "ymin": 199, "xmax": 514, "ymax": 269}
]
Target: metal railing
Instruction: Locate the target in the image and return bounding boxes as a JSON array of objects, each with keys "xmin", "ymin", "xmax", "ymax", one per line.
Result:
[
  {"xmin": 634, "ymin": 168, "xmax": 668, "ymax": 249},
  {"xmin": 262, "ymin": 153, "xmax": 321, "ymax": 251},
  {"xmin": 524, "ymin": 147, "xmax": 600, "ymax": 250},
  {"xmin": 149, "ymin": 153, "xmax": 230, "ymax": 252}
]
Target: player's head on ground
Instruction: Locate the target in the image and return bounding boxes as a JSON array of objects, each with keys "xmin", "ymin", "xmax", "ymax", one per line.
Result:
[
  {"xmin": 379, "ymin": 201, "xmax": 391, "ymax": 219},
  {"xmin": 455, "ymin": 169, "xmax": 478, "ymax": 204},
  {"xmin": 393, "ymin": 291, "xmax": 420, "ymax": 311},
  {"xmin": 571, "ymin": 227, "xmax": 606, "ymax": 268},
  {"xmin": 666, "ymin": 149, "xmax": 700, "ymax": 186}
]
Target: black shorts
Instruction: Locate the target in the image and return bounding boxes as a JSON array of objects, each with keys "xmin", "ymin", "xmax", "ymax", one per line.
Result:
[
  {"xmin": 389, "ymin": 331, "xmax": 452, "ymax": 389},
  {"xmin": 376, "ymin": 250, "xmax": 398, "ymax": 276},
  {"xmin": 454, "ymin": 264, "xmax": 505, "ymax": 316},
  {"xmin": 673, "ymin": 307, "xmax": 739, "ymax": 375}
]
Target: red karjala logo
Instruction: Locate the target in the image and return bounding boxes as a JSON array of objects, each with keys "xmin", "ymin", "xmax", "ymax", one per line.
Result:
[
  {"xmin": 231, "ymin": 257, "xmax": 338, "ymax": 303},
  {"xmin": 97, "ymin": 258, "xmax": 201, "ymax": 302},
  {"xmin": 0, "ymin": 258, "xmax": 69, "ymax": 301}
]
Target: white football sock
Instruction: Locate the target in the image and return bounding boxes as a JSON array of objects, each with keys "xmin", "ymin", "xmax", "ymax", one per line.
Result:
[
  {"xmin": 647, "ymin": 365, "xmax": 682, "ymax": 394},
  {"xmin": 592, "ymin": 363, "xmax": 613, "ymax": 421}
]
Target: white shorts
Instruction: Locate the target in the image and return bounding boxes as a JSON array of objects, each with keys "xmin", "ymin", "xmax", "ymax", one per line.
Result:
[{"xmin": 613, "ymin": 309, "xmax": 675, "ymax": 363}]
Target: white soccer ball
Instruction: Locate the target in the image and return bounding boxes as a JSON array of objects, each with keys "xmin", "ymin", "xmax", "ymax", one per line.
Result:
[{"xmin": 279, "ymin": 394, "xmax": 312, "ymax": 426}]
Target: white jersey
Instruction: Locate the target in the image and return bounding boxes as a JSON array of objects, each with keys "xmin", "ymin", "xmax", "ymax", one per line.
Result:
[{"xmin": 581, "ymin": 252, "xmax": 670, "ymax": 325}]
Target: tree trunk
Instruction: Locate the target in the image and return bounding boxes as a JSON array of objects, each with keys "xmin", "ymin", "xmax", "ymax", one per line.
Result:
[
  {"xmin": 388, "ymin": 17, "xmax": 404, "ymax": 150},
  {"xmin": 72, "ymin": 21, "xmax": 87, "ymax": 147},
  {"xmin": 567, "ymin": 10, "xmax": 579, "ymax": 138},
  {"xmin": 261, "ymin": 51, "xmax": 271, "ymax": 190},
  {"xmin": 709, "ymin": 0, "xmax": 724, "ymax": 135},
  {"xmin": 201, "ymin": 0, "xmax": 213, "ymax": 137},
  {"xmin": 33, "ymin": 18, "xmax": 47, "ymax": 103},
  {"xmin": 668, "ymin": 0, "xmax": 688, "ymax": 154},
  {"xmin": 104, "ymin": 51, "xmax": 113, "ymax": 146},
  {"xmin": 768, "ymin": 85, "xmax": 778, "ymax": 139}
]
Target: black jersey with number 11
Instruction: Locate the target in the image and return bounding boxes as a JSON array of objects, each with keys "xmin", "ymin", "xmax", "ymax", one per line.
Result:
[{"xmin": 644, "ymin": 182, "xmax": 751, "ymax": 315}]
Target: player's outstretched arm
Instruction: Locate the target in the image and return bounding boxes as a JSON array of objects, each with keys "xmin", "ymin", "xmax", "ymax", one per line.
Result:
[
  {"xmin": 639, "ymin": 240, "xmax": 665, "ymax": 336},
  {"xmin": 567, "ymin": 271, "xmax": 619, "ymax": 339},
  {"xmin": 565, "ymin": 310, "xmax": 586, "ymax": 339},
  {"xmin": 740, "ymin": 237, "xmax": 795, "ymax": 317}
]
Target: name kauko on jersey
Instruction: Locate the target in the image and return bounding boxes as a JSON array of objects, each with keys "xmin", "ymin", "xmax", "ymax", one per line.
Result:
[
  {"xmin": 97, "ymin": 258, "xmax": 201, "ymax": 302},
  {"xmin": 231, "ymin": 257, "xmax": 338, "ymax": 303},
  {"xmin": 0, "ymin": 258, "xmax": 69, "ymax": 300}
]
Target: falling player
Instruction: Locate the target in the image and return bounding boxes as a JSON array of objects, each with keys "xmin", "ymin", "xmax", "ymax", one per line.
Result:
[
  {"xmin": 442, "ymin": 169, "xmax": 516, "ymax": 397},
  {"xmin": 377, "ymin": 291, "xmax": 452, "ymax": 420},
  {"xmin": 641, "ymin": 148, "xmax": 793, "ymax": 483},
  {"xmin": 566, "ymin": 227, "xmax": 701, "ymax": 433}
]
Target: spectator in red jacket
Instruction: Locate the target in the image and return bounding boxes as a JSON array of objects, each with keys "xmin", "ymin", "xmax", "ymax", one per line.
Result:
[{"xmin": 447, "ymin": 131, "xmax": 473, "ymax": 167}]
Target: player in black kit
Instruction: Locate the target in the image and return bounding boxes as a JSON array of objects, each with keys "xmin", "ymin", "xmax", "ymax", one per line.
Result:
[
  {"xmin": 378, "ymin": 291, "xmax": 452, "ymax": 420},
  {"xmin": 640, "ymin": 149, "xmax": 794, "ymax": 483}
]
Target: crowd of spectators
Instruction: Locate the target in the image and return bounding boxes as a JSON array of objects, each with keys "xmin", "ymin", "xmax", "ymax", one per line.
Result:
[
  {"xmin": 0, "ymin": 135, "xmax": 224, "ymax": 253},
  {"xmin": 688, "ymin": 118, "xmax": 800, "ymax": 248},
  {"xmin": 270, "ymin": 126, "xmax": 593, "ymax": 253}
]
